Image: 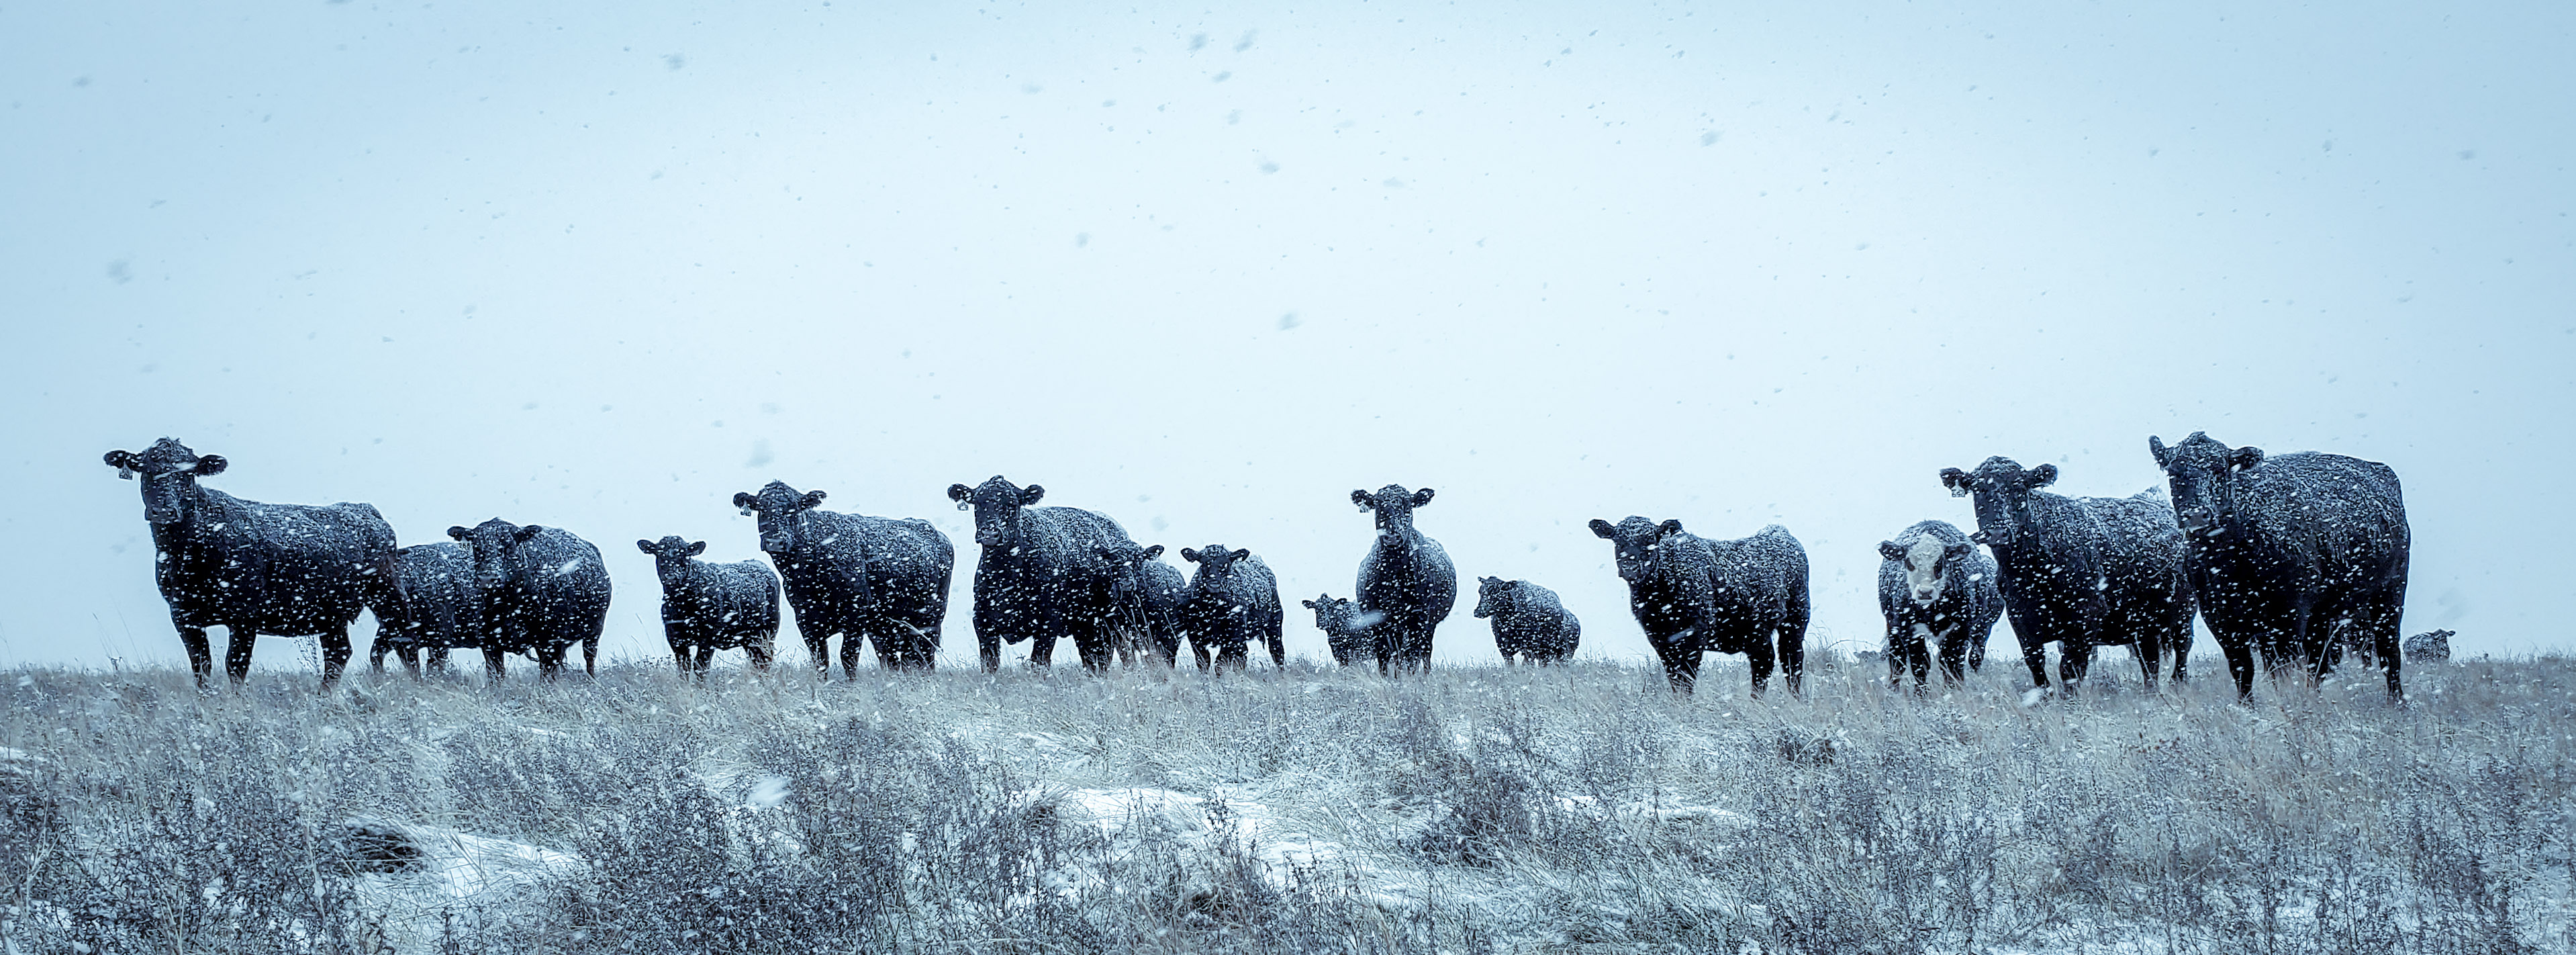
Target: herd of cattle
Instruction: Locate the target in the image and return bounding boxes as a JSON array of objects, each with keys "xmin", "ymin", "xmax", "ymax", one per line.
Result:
[{"xmin": 99, "ymin": 431, "xmax": 2421, "ymax": 700}]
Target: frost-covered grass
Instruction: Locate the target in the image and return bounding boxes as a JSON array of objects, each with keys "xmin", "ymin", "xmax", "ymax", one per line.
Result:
[{"xmin": 0, "ymin": 652, "xmax": 2569, "ymax": 954}]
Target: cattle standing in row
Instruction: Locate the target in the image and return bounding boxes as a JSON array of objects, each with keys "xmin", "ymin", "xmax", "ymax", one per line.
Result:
[
  {"xmin": 1473, "ymin": 578, "xmax": 1580, "ymax": 664},
  {"xmin": 104, "ymin": 439, "xmax": 395, "ymax": 689},
  {"xmin": 1100, "ymin": 542, "xmax": 1192, "ymax": 666},
  {"xmin": 638, "ymin": 536, "xmax": 781, "ymax": 676},
  {"xmin": 369, "ymin": 543, "xmax": 484, "ymax": 676},
  {"xmin": 1590, "ymin": 518, "xmax": 1811, "ymax": 696},
  {"xmin": 1179, "ymin": 545, "xmax": 1284, "ymax": 672},
  {"xmin": 2150, "ymin": 433, "xmax": 2410, "ymax": 700},
  {"xmin": 949, "ymin": 476, "xmax": 1145, "ymax": 672},
  {"xmin": 1941, "ymin": 458, "xmax": 2195, "ymax": 696},
  {"xmin": 1351, "ymin": 485, "xmax": 1456, "ymax": 675},
  {"xmin": 736, "ymin": 482, "xmax": 953, "ymax": 674},
  {"xmin": 1300, "ymin": 594, "xmax": 1378, "ymax": 666},
  {"xmin": 446, "ymin": 519, "xmax": 612, "ymax": 680},
  {"xmin": 1875, "ymin": 520, "xmax": 2003, "ymax": 691}
]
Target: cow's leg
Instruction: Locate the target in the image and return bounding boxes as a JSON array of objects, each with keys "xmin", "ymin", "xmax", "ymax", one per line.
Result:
[
  {"xmin": 1907, "ymin": 628, "xmax": 1931, "ymax": 693},
  {"xmin": 1266, "ymin": 629, "xmax": 1286, "ymax": 668},
  {"xmin": 1215, "ymin": 643, "xmax": 1247, "ymax": 674},
  {"xmin": 1968, "ymin": 628, "xmax": 1988, "ymax": 672},
  {"xmin": 2021, "ymin": 635, "xmax": 2052, "ymax": 691},
  {"xmin": 369, "ymin": 631, "xmax": 392, "ymax": 674},
  {"xmin": 536, "ymin": 645, "xmax": 565, "ymax": 682},
  {"xmin": 1029, "ymin": 630, "xmax": 1059, "ymax": 668},
  {"xmin": 841, "ymin": 633, "xmax": 866, "ymax": 680},
  {"xmin": 804, "ymin": 628, "xmax": 832, "ymax": 677},
  {"xmin": 671, "ymin": 639, "xmax": 694, "ymax": 674},
  {"xmin": 870, "ymin": 622, "xmax": 903, "ymax": 670},
  {"xmin": 319, "ymin": 627, "xmax": 352, "ymax": 689},
  {"xmin": 224, "ymin": 627, "xmax": 256, "ymax": 684},
  {"xmin": 2219, "ymin": 633, "xmax": 2256, "ymax": 701},
  {"xmin": 482, "ymin": 641, "xmax": 508, "ymax": 682},
  {"xmin": 582, "ymin": 635, "xmax": 599, "ymax": 677},
  {"xmin": 1938, "ymin": 627, "xmax": 1968, "ymax": 687},
  {"xmin": 745, "ymin": 641, "xmax": 775, "ymax": 673},
  {"xmin": 397, "ymin": 645, "xmax": 424, "ymax": 677},
  {"xmin": 2134, "ymin": 634, "xmax": 2163, "ymax": 693},
  {"xmin": 1192, "ymin": 638, "xmax": 1212, "ymax": 671},
  {"xmin": 425, "ymin": 646, "xmax": 450, "ymax": 674},
  {"xmin": 1746, "ymin": 633, "xmax": 1777, "ymax": 698},
  {"xmin": 2058, "ymin": 641, "xmax": 2091, "ymax": 696},
  {"xmin": 175, "ymin": 623, "xmax": 215, "ymax": 688},
  {"xmin": 1658, "ymin": 642, "xmax": 1701, "ymax": 695},
  {"xmin": 1777, "ymin": 625, "xmax": 1807, "ymax": 697},
  {"xmin": 694, "ymin": 645, "xmax": 716, "ymax": 678}
]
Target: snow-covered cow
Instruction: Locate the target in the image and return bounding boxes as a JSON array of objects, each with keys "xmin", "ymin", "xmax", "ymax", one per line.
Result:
[
  {"xmin": 1874, "ymin": 520, "xmax": 2003, "ymax": 691},
  {"xmin": 1940, "ymin": 458, "xmax": 2194, "ymax": 696},
  {"xmin": 446, "ymin": 518, "xmax": 612, "ymax": 680},
  {"xmin": 1351, "ymin": 485, "xmax": 1456, "ymax": 675},
  {"xmin": 1473, "ymin": 578, "xmax": 1580, "ymax": 664},
  {"xmin": 638, "ymin": 535, "xmax": 780, "ymax": 676}
]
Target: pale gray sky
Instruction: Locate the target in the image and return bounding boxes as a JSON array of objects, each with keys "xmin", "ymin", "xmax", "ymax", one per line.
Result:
[{"xmin": 5, "ymin": 1, "xmax": 2571, "ymax": 671}]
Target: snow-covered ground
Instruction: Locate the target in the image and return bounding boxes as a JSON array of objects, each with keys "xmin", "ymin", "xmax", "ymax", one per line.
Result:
[{"xmin": 0, "ymin": 654, "xmax": 2568, "ymax": 954}]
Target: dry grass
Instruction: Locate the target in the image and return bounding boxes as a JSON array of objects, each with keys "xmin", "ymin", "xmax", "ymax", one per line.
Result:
[{"xmin": 0, "ymin": 651, "xmax": 2569, "ymax": 954}]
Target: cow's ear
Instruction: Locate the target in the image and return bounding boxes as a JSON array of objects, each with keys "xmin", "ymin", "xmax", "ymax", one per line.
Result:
[
  {"xmin": 447, "ymin": 526, "xmax": 470, "ymax": 540},
  {"xmin": 2228, "ymin": 446, "xmax": 2264, "ymax": 471},
  {"xmin": 2026, "ymin": 464, "xmax": 2058, "ymax": 488},
  {"xmin": 1878, "ymin": 541, "xmax": 1905, "ymax": 562},
  {"xmin": 2148, "ymin": 435, "xmax": 2173, "ymax": 469},
  {"xmin": 1944, "ymin": 541, "xmax": 1976, "ymax": 562},
  {"xmin": 1143, "ymin": 544, "xmax": 1163, "ymax": 559},
  {"xmin": 1411, "ymin": 487, "xmax": 1435, "ymax": 508},
  {"xmin": 685, "ymin": 541, "xmax": 706, "ymax": 557},
  {"xmin": 1940, "ymin": 467, "xmax": 1970, "ymax": 498},
  {"xmin": 796, "ymin": 490, "xmax": 825, "ymax": 510},
  {"xmin": 1658, "ymin": 519, "xmax": 1684, "ymax": 538},
  {"xmin": 191, "ymin": 455, "xmax": 227, "ymax": 477},
  {"xmin": 732, "ymin": 492, "xmax": 757, "ymax": 512},
  {"xmin": 513, "ymin": 525, "xmax": 545, "ymax": 543},
  {"xmin": 947, "ymin": 484, "xmax": 973, "ymax": 503},
  {"xmin": 1300, "ymin": 599, "xmax": 1319, "ymax": 609},
  {"xmin": 103, "ymin": 450, "xmax": 138, "ymax": 478},
  {"xmin": 1351, "ymin": 490, "xmax": 1372, "ymax": 509},
  {"xmin": 1019, "ymin": 485, "xmax": 1045, "ymax": 506},
  {"xmin": 637, "ymin": 539, "xmax": 658, "ymax": 554},
  {"xmin": 1232, "ymin": 548, "xmax": 1251, "ymax": 562},
  {"xmin": 1588, "ymin": 518, "xmax": 1615, "ymax": 539},
  {"xmin": 1181, "ymin": 547, "xmax": 1201, "ymax": 563}
]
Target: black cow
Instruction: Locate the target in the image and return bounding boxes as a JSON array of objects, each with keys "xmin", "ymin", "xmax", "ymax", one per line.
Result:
[
  {"xmin": 2150, "ymin": 433, "xmax": 2410, "ymax": 700},
  {"xmin": 1875, "ymin": 520, "xmax": 2004, "ymax": 691},
  {"xmin": 638, "ymin": 536, "xmax": 781, "ymax": 676},
  {"xmin": 1351, "ymin": 485, "xmax": 1456, "ymax": 675},
  {"xmin": 1941, "ymin": 458, "xmax": 2195, "ymax": 697},
  {"xmin": 1473, "ymin": 578, "xmax": 1580, "ymax": 664},
  {"xmin": 1100, "ymin": 542, "xmax": 1191, "ymax": 666},
  {"xmin": 446, "ymin": 519, "xmax": 612, "ymax": 680},
  {"xmin": 1180, "ymin": 545, "xmax": 1285, "ymax": 672},
  {"xmin": 103, "ymin": 439, "xmax": 395, "ymax": 689},
  {"xmin": 948, "ymin": 475, "xmax": 1144, "ymax": 672},
  {"xmin": 2404, "ymin": 629, "xmax": 2452, "ymax": 664},
  {"xmin": 1589, "ymin": 518, "xmax": 1809, "ymax": 696},
  {"xmin": 735, "ymin": 481, "xmax": 954, "ymax": 674},
  {"xmin": 1300, "ymin": 594, "xmax": 1379, "ymax": 666},
  {"xmin": 368, "ymin": 543, "xmax": 485, "ymax": 677}
]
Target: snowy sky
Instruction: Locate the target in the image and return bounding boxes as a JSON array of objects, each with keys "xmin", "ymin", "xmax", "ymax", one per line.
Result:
[{"xmin": 5, "ymin": 1, "xmax": 2572, "ymax": 672}]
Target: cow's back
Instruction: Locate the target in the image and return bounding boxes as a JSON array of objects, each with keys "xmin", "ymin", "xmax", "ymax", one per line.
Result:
[
  {"xmin": 387, "ymin": 542, "xmax": 480, "ymax": 643},
  {"xmin": 508, "ymin": 529, "xmax": 612, "ymax": 629},
  {"xmin": 2240, "ymin": 453, "xmax": 2410, "ymax": 582},
  {"xmin": 162, "ymin": 489, "xmax": 394, "ymax": 634}
]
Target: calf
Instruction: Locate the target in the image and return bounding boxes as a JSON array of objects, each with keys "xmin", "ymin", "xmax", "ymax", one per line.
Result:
[
  {"xmin": 1941, "ymin": 458, "xmax": 2195, "ymax": 696},
  {"xmin": 446, "ymin": 519, "xmax": 612, "ymax": 680},
  {"xmin": 736, "ymin": 481, "xmax": 953, "ymax": 674},
  {"xmin": 1351, "ymin": 485, "xmax": 1457, "ymax": 675},
  {"xmin": 2150, "ymin": 433, "xmax": 2409, "ymax": 700},
  {"xmin": 369, "ymin": 543, "xmax": 485, "ymax": 677},
  {"xmin": 1473, "ymin": 578, "xmax": 1580, "ymax": 664},
  {"xmin": 1300, "ymin": 594, "xmax": 1379, "ymax": 666},
  {"xmin": 1100, "ymin": 542, "xmax": 1191, "ymax": 666},
  {"xmin": 103, "ymin": 439, "xmax": 395, "ymax": 689},
  {"xmin": 1180, "ymin": 545, "xmax": 1285, "ymax": 672},
  {"xmin": 949, "ymin": 475, "xmax": 1144, "ymax": 671},
  {"xmin": 1874, "ymin": 520, "xmax": 2003, "ymax": 691},
  {"xmin": 2403, "ymin": 629, "xmax": 2452, "ymax": 664},
  {"xmin": 638, "ymin": 536, "xmax": 781, "ymax": 676},
  {"xmin": 1589, "ymin": 518, "xmax": 1810, "ymax": 695}
]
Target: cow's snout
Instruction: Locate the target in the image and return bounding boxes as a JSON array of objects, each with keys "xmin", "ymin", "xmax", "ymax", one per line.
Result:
[
  {"xmin": 2176, "ymin": 506, "xmax": 2215, "ymax": 533},
  {"xmin": 761, "ymin": 535, "xmax": 793, "ymax": 554}
]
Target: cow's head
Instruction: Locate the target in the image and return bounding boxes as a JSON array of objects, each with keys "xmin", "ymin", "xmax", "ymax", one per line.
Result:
[
  {"xmin": 1589, "ymin": 516, "xmax": 1683, "ymax": 583},
  {"xmin": 1095, "ymin": 541, "xmax": 1165, "ymax": 598},
  {"xmin": 949, "ymin": 475, "xmax": 1043, "ymax": 547},
  {"xmin": 1938, "ymin": 457, "xmax": 2056, "ymax": 547},
  {"xmin": 1878, "ymin": 535, "xmax": 1976, "ymax": 607},
  {"xmin": 2148, "ymin": 433, "xmax": 2262, "ymax": 535},
  {"xmin": 1351, "ymin": 484, "xmax": 1434, "ymax": 537},
  {"xmin": 733, "ymin": 480, "xmax": 827, "ymax": 554},
  {"xmin": 636, "ymin": 535, "xmax": 707, "ymax": 590},
  {"xmin": 448, "ymin": 518, "xmax": 544, "ymax": 590},
  {"xmin": 1300, "ymin": 593, "xmax": 1380, "ymax": 635},
  {"xmin": 1472, "ymin": 576, "xmax": 1519, "ymax": 619},
  {"xmin": 1181, "ymin": 545, "xmax": 1252, "ymax": 594},
  {"xmin": 103, "ymin": 438, "xmax": 226, "ymax": 525}
]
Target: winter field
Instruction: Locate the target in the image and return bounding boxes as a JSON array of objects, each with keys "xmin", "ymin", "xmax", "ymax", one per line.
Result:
[{"xmin": 0, "ymin": 653, "xmax": 2568, "ymax": 955}]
